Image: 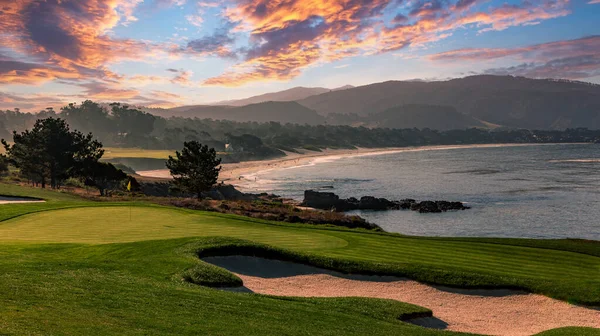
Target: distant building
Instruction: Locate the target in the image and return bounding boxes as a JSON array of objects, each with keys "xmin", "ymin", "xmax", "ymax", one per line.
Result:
[{"xmin": 225, "ymin": 143, "xmax": 243, "ymax": 153}]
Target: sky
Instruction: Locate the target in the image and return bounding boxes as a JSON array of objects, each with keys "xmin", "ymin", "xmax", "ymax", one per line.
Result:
[{"xmin": 1, "ymin": 0, "xmax": 599, "ymax": 111}]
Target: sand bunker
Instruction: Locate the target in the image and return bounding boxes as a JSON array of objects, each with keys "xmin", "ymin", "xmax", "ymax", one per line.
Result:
[
  {"xmin": 0, "ymin": 196, "xmax": 45, "ymax": 204},
  {"xmin": 203, "ymin": 256, "xmax": 600, "ymax": 336}
]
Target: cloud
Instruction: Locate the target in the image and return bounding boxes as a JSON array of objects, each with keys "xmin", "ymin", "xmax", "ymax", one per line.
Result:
[
  {"xmin": 182, "ymin": 25, "xmax": 237, "ymax": 58},
  {"xmin": 430, "ymin": 35, "xmax": 600, "ymax": 79},
  {"xmin": 0, "ymin": 91, "xmax": 67, "ymax": 111},
  {"xmin": 186, "ymin": 14, "xmax": 204, "ymax": 27},
  {"xmin": 170, "ymin": 70, "xmax": 193, "ymax": 85},
  {"xmin": 203, "ymin": 0, "xmax": 571, "ymax": 86},
  {"xmin": 589, "ymin": 0, "xmax": 600, "ymax": 3},
  {"xmin": 124, "ymin": 69, "xmax": 195, "ymax": 86},
  {"xmin": 155, "ymin": 0, "xmax": 187, "ymax": 7},
  {"xmin": 0, "ymin": 0, "xmax": 581, "ymax": 93},
  {"xmin": 0, "ymin": 84, "xmax": 181, "ymax": 111},
  {"xmin": 0, "ymin": 53, "xmax": 82, "ymax": 85},
  {"xmin": 483, "ymin": 54, "xmax": 600, "ymax": 79},
  {"xmin": 0, "ymin": 0, "xmax": 166, "ymax": 86},
  {"xmin": 151, "ymin": 90, "xmax": 183, "ymax": 100},
  {"xmin": 79, "ymin": 82, "xmax": 140, "ymax": 100}
]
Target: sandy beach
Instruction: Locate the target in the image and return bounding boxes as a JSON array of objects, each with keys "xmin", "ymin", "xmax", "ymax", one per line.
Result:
[{"xmin": 136, "ymin": 143, "xmax": 584, "ymax": 187}]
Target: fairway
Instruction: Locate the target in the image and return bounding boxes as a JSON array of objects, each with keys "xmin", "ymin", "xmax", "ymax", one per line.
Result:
[
  {"xmin": 102, "ymin": 148, "xmax": 176, "ymax": 159},
  {"xmin": 2, "ymin": 205, "xmax": 599, "ymax": 299},
  {"xmin": 1, "ymin": 184, "xmax": 599, "ymax": 335},
  {"xmin": 102, "ymin": 148, "xmax": 229, "ymax": 160},
  {"xmin": 0, "ymin": 207, "xmax": 347, "ymax": 249}
]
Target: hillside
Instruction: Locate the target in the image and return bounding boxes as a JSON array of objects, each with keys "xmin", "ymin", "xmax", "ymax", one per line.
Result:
[
  {"xmin": 298, "ymin": 76, "xmax": 600, "ymax": 130},
  {"xmin": 367, "ymin": 105, "xmax": 485, "ymax": 130},
  {"xmin": 147, "ymin": 101, "xmax": 325, "ymax": 125},
  {"xmin": 213, "ymin": 85, "xmax": 354, "ymax": 106}
]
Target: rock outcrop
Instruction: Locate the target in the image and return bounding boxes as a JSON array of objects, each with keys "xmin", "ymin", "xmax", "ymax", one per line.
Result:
[{"xmin": 301, "ymin": 190, "xmax": 470, "ymax": 213}]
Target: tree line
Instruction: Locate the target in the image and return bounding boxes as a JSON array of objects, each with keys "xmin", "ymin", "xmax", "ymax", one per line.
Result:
[
  {"xmin": 1, "ymin": 116, "xmax": 222, "ymax": 199},
  {"xmin": 2, "ymin": 101, "xmax": 600, "ymax": 162},
  {"xmin": 1, "ymin": 118, "xmax": 128, "ymax": 195}
]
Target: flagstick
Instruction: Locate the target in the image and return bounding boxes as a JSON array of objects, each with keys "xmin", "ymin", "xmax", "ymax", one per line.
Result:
[{"xmin": 127, "ymin": 180, "xmax": 132, "ymax": 221}]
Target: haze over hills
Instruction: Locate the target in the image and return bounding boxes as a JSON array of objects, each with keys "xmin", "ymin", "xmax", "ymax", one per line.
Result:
[
  {"xmin": 212, "ymin": 85, "xmax": 355, "ymax": 106},
  {"xmin": 146, "ymin": 101, "xmax": 325, "ymax": 125},
  {"xmin": 298, "ymin": 76, "xmax": 600, "ymax": 130},
  {"xmin": 144, "ymin": 75, "xmax": 600, "ymax": 130}
]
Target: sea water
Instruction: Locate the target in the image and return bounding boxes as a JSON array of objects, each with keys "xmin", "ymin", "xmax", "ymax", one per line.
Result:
[{"xmin": 238, "ymin": 144, "xmax": 600, "ymax": 239}]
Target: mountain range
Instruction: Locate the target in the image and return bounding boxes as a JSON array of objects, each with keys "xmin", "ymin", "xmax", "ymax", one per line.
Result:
[
  {"xmin": 212, "ymin": 85, "xmax": 354, "ymax": 106},
  {"xmin": 146, "ymin": 76, "xmax": 600, "ymax": 130}
]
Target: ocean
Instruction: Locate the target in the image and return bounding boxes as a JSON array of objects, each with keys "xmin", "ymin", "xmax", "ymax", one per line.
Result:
[{"xmin": 237, "ymin": 143, "xmax": 600, "ymax": 239}]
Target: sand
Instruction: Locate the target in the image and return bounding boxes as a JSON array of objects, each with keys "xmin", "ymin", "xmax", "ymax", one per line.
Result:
[
  {"xmin": 203, "ymin": 256, "xmax": 600, "ymax": 336},
  {"xmin": 136, "ymin": 143, "xmax": 584, "ymax": 189},
  {"xmin": 0, "ymin": 196, "xmax": 45, "ymax": 204}
]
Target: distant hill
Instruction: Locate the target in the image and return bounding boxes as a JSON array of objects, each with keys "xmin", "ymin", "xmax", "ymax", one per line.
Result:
[
  {"xmin": 298, "ymin": 75, "xmax": 600, "ymax": 130},
  {"xmin": 367, "ymin": 105, "xmax": 485, "ymax": 131},
  {"xmin": 146, "ymin": 101, "xmax": 325, "ymax": 125},
  {"xmin": 213, "ymin": 85, "xmax": 354, "ymax": 106}
]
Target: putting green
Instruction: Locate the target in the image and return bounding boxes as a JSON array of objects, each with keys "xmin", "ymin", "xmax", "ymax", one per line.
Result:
[{"xmin": 0, "ymin": 206, "xmax": 347, "ymax": 250}]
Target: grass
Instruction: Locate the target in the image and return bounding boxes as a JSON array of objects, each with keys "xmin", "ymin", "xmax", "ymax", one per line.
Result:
[
  {"xmin": 102, "ymin": 147, "xmax": 229, "ymax": 160},
  {"xmin": 102, "ymin": 147, "xmax": 176, "ymax": 160},
  {"xmin": 0, "ymin": 183, "xmax": 599, "ymax": 335}
]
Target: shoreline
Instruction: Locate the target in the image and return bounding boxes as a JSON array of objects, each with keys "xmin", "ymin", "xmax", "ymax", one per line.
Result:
[{"xmin": 136, "ymin": 143, "xmax": 591, "ymax": 189}]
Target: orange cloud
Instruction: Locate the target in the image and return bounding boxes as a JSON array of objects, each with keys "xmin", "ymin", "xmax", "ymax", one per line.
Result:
[
  {"xmin": 204, "ymin": 0, "xmax": 571, "ymax": 86},
  {"xmin": 0, "ymin": 0, "xmax": 162, "ymax": 86}
]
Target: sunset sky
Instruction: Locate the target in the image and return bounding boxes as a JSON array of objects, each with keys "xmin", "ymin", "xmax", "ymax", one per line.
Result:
[{"xmin": 1, "ymin": 0, "xmax": 599, "ymax": 111}]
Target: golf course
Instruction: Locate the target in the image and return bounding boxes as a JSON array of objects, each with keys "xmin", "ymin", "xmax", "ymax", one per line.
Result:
[{"xmin": 0, "ymin": 183, "xmax": 599, "ymax": 335}]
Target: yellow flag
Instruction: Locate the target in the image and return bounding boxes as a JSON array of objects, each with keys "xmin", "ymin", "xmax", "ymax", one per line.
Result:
[{"xmin": 127, "ymin": 180, "xmax": 131, "ymax": 192}]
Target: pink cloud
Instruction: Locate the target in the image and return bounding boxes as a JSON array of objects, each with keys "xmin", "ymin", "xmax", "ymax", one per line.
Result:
[{"xmin": 430, "ymin": 36, "xmax": 600, "ymax": 80}]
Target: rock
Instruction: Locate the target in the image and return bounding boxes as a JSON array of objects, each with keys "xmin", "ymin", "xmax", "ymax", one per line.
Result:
[
  {"xmin": 398, "ymin": 199, "xmax": 416, "ymax": 209},
  {"xmin": 413, "ymin": 201, "xmax": 442, "ymax": 213},
  {"xmin": 301, "ymin": 190, "xmax": 351, "ymax": 210},
  {"xmin": 435, "ymin": 201, "xmax": 470, "ymax": 211},
  {"xmin": 301, "ymin": 190, "xmax": 339, "ymax": 209},
  {"xmin": 359, "ymin": 196, "xmax": 395, "ymax": 210},
  {"xmin": 300, "ymin": 190, "xmax": 469, "ymax": 214}
]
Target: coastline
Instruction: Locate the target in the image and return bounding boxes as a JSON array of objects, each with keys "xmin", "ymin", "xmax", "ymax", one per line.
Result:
[{"xmin": 136, "ymin": 143, "xmax": 591, "ymax": 188}]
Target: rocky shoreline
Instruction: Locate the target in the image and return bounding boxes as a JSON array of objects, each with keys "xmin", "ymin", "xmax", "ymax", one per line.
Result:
[{"xmin": 301, "ymin": 190, "xmax": 470, "ymax": 213}]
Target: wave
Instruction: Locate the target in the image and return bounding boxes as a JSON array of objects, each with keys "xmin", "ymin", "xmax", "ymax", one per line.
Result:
[{"xmin": 549, "ymin": 159, "xmax": 600, "ymax": 163}]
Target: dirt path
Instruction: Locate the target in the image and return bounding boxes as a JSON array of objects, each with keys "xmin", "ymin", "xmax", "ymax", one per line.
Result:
[{"xmin": 203, "ymin": 256, "xmax": 600, "ymax": 336}]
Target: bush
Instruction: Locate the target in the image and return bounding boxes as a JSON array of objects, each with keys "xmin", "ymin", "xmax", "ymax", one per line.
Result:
[
  {"xmin": 0, "ymin": 155, "xmax": 8, "ymax": 176},
  {"xmin": 63, "ymin": 177, "xmax": 85, "ymax": 188},
  {"xmin": 162, "ymin": 198, "xmax": 382, "ymax": 231},
  {"xmin": 112, "ymin": 163, "xmax": 136, "ymax": 174}
]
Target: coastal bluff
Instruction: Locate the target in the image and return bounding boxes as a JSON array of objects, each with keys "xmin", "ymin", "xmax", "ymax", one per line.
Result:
[{"xmin": 301, "ymin": 190, "xmax": 470, "ymax": 213}]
